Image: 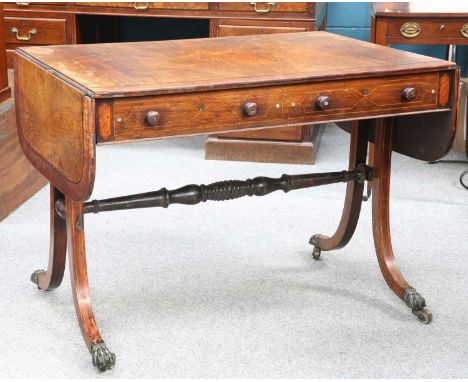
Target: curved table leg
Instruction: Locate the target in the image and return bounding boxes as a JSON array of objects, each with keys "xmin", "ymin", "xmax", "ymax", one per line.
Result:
[
  {"xmin": 31, "ymin": 185, "xmax": 67, "ymax": 291},
  {"xmin": 372, "ymin": 118, "xmax": 432, "ymax": 324},
  {"xmin": 66, "ymin": 196, "xmax": 116, "ymax": 371},
  {"xmin": 309, "ymin": 120, "xmax": 370, "ymax": 259}
]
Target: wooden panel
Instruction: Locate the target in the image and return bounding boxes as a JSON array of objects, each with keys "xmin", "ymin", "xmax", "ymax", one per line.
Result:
[
  {"xmin": 219, "ymin": 2, "xmax": 310, "ymax": 14},
  {"xmin": 102, "ymin": 72, "xmax": 441, "ymax": 143},
  {"xmin": 15, "ymin": 54, "xmax": 95, "ymax": 201},
  {"xmin": 75, "ymin": 2, "xmax": 209, "ymax": 11},
  {"xmin": 205, "ymin": 137, "xmax": 316, "ymax": 164},
  {"xmin": 4, "ymin": 16, "xmax": 67, "ymax": 45},
  {"xmin": 16, "ymin": 32, "xmax": 456, "ymax": 99},
  {"xmin": 220, "ymin": 125, "xmax": 303, "ymax": 141}
]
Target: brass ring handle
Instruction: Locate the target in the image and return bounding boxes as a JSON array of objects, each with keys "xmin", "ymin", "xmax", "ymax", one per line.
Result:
[
  {"xmin": 400, "ymin": 22, "xmax": 422, "ymax": 38},
  {"xmin": 402, "ymin": 87, "xmax": 417, "ymax": 101},
  {"xmin": 134, "ymin": 2, "xmax": 149, "ymax": 10},
  {"xmin": 461, "ymin": 23, "xmax": 468, "ymax": 38},
  {"xmin": 145, "ymin": 111, "xmax": 160, "ymax": 126},
  {"xmin": 244, "ymin": 102, "xmax": 258, "ymax": 117},
  {"xmin": 10, "ymin": 27, "xmax": 37, "ymax": 41},
  {"xmin": 249, "ymin": 2, "xmax": 275, "ymax": 13}
]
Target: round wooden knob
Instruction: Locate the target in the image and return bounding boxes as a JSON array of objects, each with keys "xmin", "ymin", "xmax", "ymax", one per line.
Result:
[
  {"xmin": 244, "ymin": 102, "xmax": 258, "ymax": 117},
  {"xmin": 402, "ymin": 87, "xmax": 417, "ymax": 101},
  {"xmin": 316, "ymin": 95, "xmax": 331, "ymax": 110},
  {"xmin": 146, "ymin": 111, "xmax": 160, "ymax": 126}
]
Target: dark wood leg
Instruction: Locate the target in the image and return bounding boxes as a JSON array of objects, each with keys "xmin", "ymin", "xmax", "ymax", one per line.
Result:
[
  {"xmin": 372, "ymin": 118, "xmax": 432, "ymax": 324},
  {"xmin": 309, "ymin": 120, "xmax": 369, "ymax": 259},
  {"xmin": 66, "ymin": 196, "xmax": 115, "ymax": 371},
  {"xmin": 31, "ymin": 185, "xmax": 67, "ymax": 291}
]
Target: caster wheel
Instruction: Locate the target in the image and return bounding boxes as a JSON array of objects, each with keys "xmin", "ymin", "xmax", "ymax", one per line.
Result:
[
  {"xmin": 30, "ymin": 269, "xmax": 45, "ymax": 285},
  {"xmin": 312, "ymin": 246, "xmax": 321, "ymax": 260},
  {"xmin": 412, "ymin": 308, "xmax": 433, "ymax": 324}
]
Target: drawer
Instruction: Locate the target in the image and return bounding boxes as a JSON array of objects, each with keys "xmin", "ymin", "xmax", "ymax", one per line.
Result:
[
  {"xmin": 100, "ymin": 73, "xmax": 444, "ymax": 143},
  {"xmin": 387, "ymin": 18, "xmax": 468, "ymax": 43},
  {"xmin": 216, "ymin": 19, "xmax": 309, "ymax": 37},
  {"xmin": 3, "ymin": 3, "xmax": 66, "ymax": 10},
  {"xmin": 4, "ymin": 16, "xmax": 67, "ymax": 45},
  {"xmin": 219, "ymin": 2, "xmax": 309, "ymax": 14},
  {"xmin": 75, "ymin": 2, "xmax": 209, "ymax": 11}
]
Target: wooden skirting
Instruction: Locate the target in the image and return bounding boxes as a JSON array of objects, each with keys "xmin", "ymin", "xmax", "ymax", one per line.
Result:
[{"xmin": 205, "ymin": 124, "xmax": 322, "ymax": 165}]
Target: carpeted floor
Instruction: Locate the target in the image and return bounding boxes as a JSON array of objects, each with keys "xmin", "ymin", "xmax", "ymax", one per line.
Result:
[{"xmin": 1, "ymin": 124, "xmax": 467, "ymax": 378}]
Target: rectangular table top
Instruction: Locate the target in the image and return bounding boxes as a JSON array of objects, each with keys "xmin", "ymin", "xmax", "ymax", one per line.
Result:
[
  {"xmin": 16, "ymin": 31, "xmax": 456, "ymax": 99},
  {"xmin": 372, "ymin": 2, "xmax": 468, "ymax": 17}
]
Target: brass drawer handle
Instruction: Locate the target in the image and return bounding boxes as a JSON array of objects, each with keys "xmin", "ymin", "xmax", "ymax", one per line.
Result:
[
  {"xmin": 15, "ymin": 2, "xmax": 30, "ymax": 6},
  {"xmin": 402, "ymin": 87, "xmax": 417, "ymax": 101},
  {"xmin": 461, "ymin": 23, "xmax": 468, "ymax": 38},
  {"xmin": 10, "ymin": 27, "xmax": 37, "ymax": 41},
  {"xmin": 316, "ymin": 95, "xmax": 331, "ymax": 110},
  {"xmin": 243, "ymin": 102, "xmax": 258, "ymax": 117},
  {"xmin": 400, "ymin": 22, "xmax": 421, "ymax": 38},
  {"xmin": 134, "ymin": 2, "xmax": 149, "ymax": 10},
  {"xmin": 145, "ymin": 111, "xmax": 160, "ymax": 126},
  {"xmin": 249, "ymin": 2, "xmax": 275, "ymax": 13}
]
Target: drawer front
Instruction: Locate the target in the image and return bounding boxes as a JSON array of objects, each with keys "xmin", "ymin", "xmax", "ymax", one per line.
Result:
[
  {"xmin": 75, "ymin": 2, "xmax": 209, "ymax": 11},
  {"xmin": 218, "ymin": 23, "xmax": 307, "ymax": 37},
  {"xmin": 219, "ymin": 2, "xmax": 309, "ymax": 14},
  {"xmin": 3, "ymin": 3, "xmax": 66, "ymax": 10},
  {"xmin": 387, "ymin": 18, "xmax": 468, "ymax": 43},
  {"xmin": 4, "ymin": 16, "xmax": 67, "ymax": 45},
  {"xmin": 100, "ymin": 73, "xmax": 445, "ymax": 143}
]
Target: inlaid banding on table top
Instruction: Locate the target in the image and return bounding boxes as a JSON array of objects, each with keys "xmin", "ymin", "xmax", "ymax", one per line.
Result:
[
  {"xmin": 105, "ymin": 72, "xmax": 441, "ymax": 142},
  {"xmin": 16, "ymin": 32, "xmax": 457, "ymax": 98}
]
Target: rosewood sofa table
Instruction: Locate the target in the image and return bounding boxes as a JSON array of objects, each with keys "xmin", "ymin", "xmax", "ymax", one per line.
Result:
[{"xmin": 15, "ymin": 32, "xmax": 458, "ymax": 371}]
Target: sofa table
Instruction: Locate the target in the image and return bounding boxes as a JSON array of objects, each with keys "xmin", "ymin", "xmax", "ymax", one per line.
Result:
[{"xmin": 15, "ymin": 32, "xmax": 458, "ymax": 371}]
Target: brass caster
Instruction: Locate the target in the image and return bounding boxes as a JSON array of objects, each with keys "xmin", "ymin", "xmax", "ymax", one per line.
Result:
[
  {"xmin": 412, "ymin": 308, "xmax": 433, "ymax": 324},
  {"xmin": 30, "ymin": 269, "xmax": 45, "ymax": 286},
  {"xmin": 309, "ymin": 234, "xmax": 322, "ymax": 260},
  {"xmin": 312, "ymin": 246, "xmax": 321, "ymax": 260},
  {"xmin": 91, "ymin": 342, "xmax": 116, "ymax": 372}
]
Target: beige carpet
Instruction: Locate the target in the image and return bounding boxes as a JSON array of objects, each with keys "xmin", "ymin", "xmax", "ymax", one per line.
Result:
[{"xmin": 0, "ymin": 124, "xmax": 467, "ymax": 377}]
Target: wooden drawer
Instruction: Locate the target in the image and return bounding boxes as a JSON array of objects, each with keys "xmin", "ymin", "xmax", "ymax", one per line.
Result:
[
  {"xmin": 75, "ymin": 2, "xmax": 209, "ymax": 11},
  {"xmin": 99, "ymin": 73, "xmax": 444, "ymax": 143},
  {"xmin": 219, "ymin": 2, "xmax": 310, "ymax": 14},
  {"xmin": 4, "ymin": 16, "xmax": 67, "ymax": 45},
  {"xmin": 3, "ymin": 3, "xmax": 66, "ymax": 11},
  {"xmin": 216, "ymin": 19, "xmax": 310, "ymax": 37},
  {"xmin": 387, "ymin": 18, "xmax": 468, "ymax": 44}
]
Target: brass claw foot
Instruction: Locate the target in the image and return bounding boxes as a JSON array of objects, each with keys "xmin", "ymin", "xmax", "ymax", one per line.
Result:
[
  {"xmin": 91, "ymin": 342, "xmax": 116, "ymax": 371},
  {"xmin": 404, "ymin": 287, "xmax": 432, "ymax": 324},
  {"xmin": 30, "ymin": 269, "xmax": 46, "ymax": 285},
  {"xmin": 309, "ymin": 234, "xmax": 322, "ymax": 260}
]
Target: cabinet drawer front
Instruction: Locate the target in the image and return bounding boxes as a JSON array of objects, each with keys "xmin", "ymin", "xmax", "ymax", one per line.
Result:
[
  {"xmin": 388, "ymin": 19, "xmax": 468, "ymax": 43},
  {"xmin": 218, "ymin": 24, "xmax": 307, "ymax": 37},
  {"xmin": 102, "ymin": 73, "xmax": 442, "ymax": 143},
  {"xmin": 4, "ymin": 17, "xmax": 67, "ymax": 45},
  {"xmin": 219, "ymin": 2, "xmax": 309, "ymax": 14},
  {"xmin": 75, "ymin": 2, "xmax": 209, "ymax": 10}
]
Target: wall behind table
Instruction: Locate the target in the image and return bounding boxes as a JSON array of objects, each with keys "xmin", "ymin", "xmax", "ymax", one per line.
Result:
[{"xmin": 326, "ymin": 2, "xmax": 468, "ymax": 77}]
